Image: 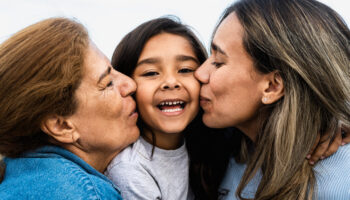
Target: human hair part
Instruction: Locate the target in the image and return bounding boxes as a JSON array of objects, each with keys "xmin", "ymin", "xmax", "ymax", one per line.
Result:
[
  {"xmin": 217, "ymin": 0, "xmax": 350, "ymax": 199},
  {"xmin": 0, "ymin": 18, "xmax": 89, "ymax": 159}
]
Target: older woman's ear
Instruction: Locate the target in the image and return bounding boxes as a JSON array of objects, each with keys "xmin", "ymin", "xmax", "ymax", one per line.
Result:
[
  {"xmin": 40, "ymin": 115, "xmax": 80, "ymax": 144},
  {"xmin": 261, "ymin": 71, "xmax": 284, "ymax": 104}
]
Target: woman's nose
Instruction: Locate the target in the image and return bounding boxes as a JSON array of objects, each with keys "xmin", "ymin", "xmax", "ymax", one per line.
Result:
[
  {"xmin": 195, "ymin": 60, "xmax": 210, "ymax": 84},
  {"xmin": 119, "ymin": 73, "xmax": 137, "ymax": 97}
]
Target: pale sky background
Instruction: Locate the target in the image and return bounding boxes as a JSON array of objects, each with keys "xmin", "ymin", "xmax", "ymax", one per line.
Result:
[{"xmin": 0, "ymin": 0, "xmax": 349, "ymax": 59}]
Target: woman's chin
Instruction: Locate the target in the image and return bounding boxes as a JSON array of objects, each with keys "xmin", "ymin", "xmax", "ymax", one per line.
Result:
[
  {"xmin": 127, "ymin": 127, "xmax": 141, "ymax": 144},
  {"xmin": 202, "ymin": 114, "xmax": 225, "ymax": 128}
]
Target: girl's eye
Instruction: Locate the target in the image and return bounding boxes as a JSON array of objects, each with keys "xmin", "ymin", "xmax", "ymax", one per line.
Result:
[
  {"xmin": 142, "ymin": 71, "xmax": 159, "ymax": 76},
  {"xmin": 211, "ymin": 62, "xmax": 224, "ymax": 68},
  {"xmin": 107, "ymin": 81, "xmax": 113, "ymax": 87},
  {"xmin": 179, "ymin": 68, "xmax": 194, "ymax": 73}
]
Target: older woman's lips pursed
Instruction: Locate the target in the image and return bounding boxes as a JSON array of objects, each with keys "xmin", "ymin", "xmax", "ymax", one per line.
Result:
[
  {"xmin": 129, "ymin": 110, "xmax": 138, "ymax": 118},
  {"xmin": 129, "ymin": 103, "xmax": 138, "ymax": 120}
]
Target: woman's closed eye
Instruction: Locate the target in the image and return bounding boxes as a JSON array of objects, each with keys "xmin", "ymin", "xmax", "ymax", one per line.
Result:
[
  {"xmin": 211, "ymin": 61, "xmax": 224, "ymax": 68},
  {"xmin": 98, "ymin": 80, "xmax": 114, "ymax": 91},
  {"xmin": 106, "ymin": 81, "xmax": 114, "ymax": 87}
]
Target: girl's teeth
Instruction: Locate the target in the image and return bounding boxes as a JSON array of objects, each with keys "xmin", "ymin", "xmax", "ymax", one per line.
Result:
[
  {"xmin": 161, "ymin": 108, "xmax": 183, "ymax": 112},
  {"xmin": 159, "ymin": 101, "xmax": 184, "ymax": 106}
]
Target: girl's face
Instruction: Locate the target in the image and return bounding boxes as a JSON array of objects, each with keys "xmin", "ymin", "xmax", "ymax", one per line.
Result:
[
  {"xmin": 195, "ymin": 13, "xmax": 266, "ymax": 133},
  {"xmin": 132, "ymin": 33, "xmax": 200, "ymax": 135}
]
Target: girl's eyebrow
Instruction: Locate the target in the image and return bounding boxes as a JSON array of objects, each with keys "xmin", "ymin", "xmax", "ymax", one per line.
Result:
[
  {"xmin": 137, "ymin": 57, "xmax": 160, "ymax": 66},
  {"xmin": 137, "ymin": 55, "xmax": 199, "ymax": 67},
  {"xmin": 176, "ymin": 55, "xmax": 199, "ymax": 64}
]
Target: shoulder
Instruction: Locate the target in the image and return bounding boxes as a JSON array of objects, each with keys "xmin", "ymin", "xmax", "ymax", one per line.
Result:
[
  {"xmin": 105, "ymin": 138, "xmax": 155, "ymax": 189},
  {"xmin": 58, "ymin": 159, "xmax": 121, "ymax": 199},
  {"xmin": 314, "ymin": 145, "xmax": 350, "ymax": 199},
  {"xmin": 223, "ymin": 157, "xmax": 247, "ymax": 180},
  {"xmin": 106, "ymin": 137, "xmax": 154, "ymax": 178},
  {"xmin": 109, "ymin": 137, "xmax": 150, "ymax": 165},
  {"xmin": 315, "ymin": 144, "xmax": 350, "ymax": 173},
  {"xmin": 219, "ymin": 157, "xmax": 259, "ymax": 200},
  {"xmin": 106, "ymin": 154, "xmax": 154, "ymax": 187},
  {"xmin": 106, "ymin": 158, "xmax": 161, "ymax": 199},
  {"xmin": 0, "ymin": 152, "xmax": 122, "ymax": 199}
]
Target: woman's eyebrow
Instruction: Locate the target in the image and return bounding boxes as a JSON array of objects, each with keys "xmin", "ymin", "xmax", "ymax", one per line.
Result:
[
  {"xmin": 98, "ymin": 66, "xmax": 111, "ymax": 84},
  {"xmin": 211, "ymin": 42, "xmax": 227, "ymax": 56}
]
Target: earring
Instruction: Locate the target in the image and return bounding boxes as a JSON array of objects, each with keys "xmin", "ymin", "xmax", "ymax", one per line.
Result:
[{"xmin": 263, "ymin": 97, "xmax": 268, "ymax": 103}]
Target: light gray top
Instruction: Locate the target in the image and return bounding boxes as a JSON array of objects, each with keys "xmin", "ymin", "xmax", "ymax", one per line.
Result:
[
  {"xmin": 219, "ymin": 145, "xmax": 350, "ymax": 200},
  {"xmin": 105, "ymin": 136, "xmax": 194, "ymax": 200}
]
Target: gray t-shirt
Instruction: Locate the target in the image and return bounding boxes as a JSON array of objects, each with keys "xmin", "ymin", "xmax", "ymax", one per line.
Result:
[{"xmin": 105, "ymin": 136, "xmax": 194, "ymax": 200}]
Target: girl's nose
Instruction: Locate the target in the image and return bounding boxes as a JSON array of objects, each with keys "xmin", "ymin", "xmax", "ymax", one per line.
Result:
[{"xmin": 161, "ymin": 75, "xmax": 181, "ymax": 90}]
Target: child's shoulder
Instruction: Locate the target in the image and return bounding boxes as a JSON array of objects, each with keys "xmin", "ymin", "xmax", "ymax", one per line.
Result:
[
  {"xmin": 105, "ymin": 138, "xmax": 156, "ymax": 192},
  {"xmin": 107, "ymin": 137, "xmax": 152, "ymax": 170}
]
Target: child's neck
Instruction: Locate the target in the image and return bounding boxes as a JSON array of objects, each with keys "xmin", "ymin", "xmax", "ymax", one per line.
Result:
[{"xmin": 142, "ymin": 128, "xmax": 184, "ymax": 150}]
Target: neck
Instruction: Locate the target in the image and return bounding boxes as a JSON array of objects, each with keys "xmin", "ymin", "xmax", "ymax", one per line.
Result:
[
  {"xmin": 237, "ymin": 125, "xmax": 258, "ymax": 142},
  {"xmin": 236, "ymin": 108, "xmax": 269, "ymax": 143},
  {"xmin": 236, "ymin": 118, "xmax": 262, "ymax": 143},
  {"xmin": 142, "ymin": 127, "xmax": 184, "ymax": 150},
  {"xmin": 62, "ymin": 144, "xmax": 118, "ymax": 173}
]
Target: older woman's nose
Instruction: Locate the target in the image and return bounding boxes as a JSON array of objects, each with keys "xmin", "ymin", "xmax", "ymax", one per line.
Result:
[{"xmin": 119, "ymin": 73, "xmax": 137, "ymax": 97}]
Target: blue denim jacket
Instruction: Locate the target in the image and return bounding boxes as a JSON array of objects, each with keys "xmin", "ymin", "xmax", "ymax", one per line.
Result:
[{"xmin": 0, "ymin": 145, "xmax": 123, "ymax": 200}]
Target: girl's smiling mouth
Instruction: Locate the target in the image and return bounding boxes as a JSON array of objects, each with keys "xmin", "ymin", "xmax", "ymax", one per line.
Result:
[{"xmin": 156, "ymin": 99, "xmax": 187, "ymax": 116}]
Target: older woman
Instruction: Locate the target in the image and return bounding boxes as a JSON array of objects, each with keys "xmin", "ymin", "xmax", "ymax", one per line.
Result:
[
  {"xmin": 0, "ymin": 18, "xmax": 139, "ymax": 199},
  {"xmin": 194, "ymin": 0, "xmax": 350, "ymax": 199}
]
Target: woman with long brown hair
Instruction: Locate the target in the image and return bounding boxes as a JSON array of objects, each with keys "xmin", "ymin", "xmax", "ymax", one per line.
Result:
[
  {"xmin": 195, "ymin": 0, "xmax": 350, "ymax": 199},
  {"xmin": 0, "ymin": 17, "xmax": 139, "ymax": 199}
]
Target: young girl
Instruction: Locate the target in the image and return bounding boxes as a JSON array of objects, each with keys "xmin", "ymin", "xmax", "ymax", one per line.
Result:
[{"xmin": 105, "ymin": 17, "xmax": 209, "ymax": 200}]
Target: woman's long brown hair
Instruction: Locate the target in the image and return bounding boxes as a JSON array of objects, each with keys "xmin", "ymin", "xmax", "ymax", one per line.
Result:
[
  {"xmin": 193, "ymin": 0, "xmax": 350, "ymax": 199},
  {"xmin": 218, "ymin": 0, "xmax": 350, "ymax": 199}
]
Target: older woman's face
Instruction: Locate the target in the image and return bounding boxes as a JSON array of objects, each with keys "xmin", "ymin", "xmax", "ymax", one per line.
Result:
[
  {"xmin": 195, "ymin": 13, "xmax": 266, "ymax": 131},
  {"xmin": 69, "ymin": 43, "xmax": 139, "ymax": 155}
]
